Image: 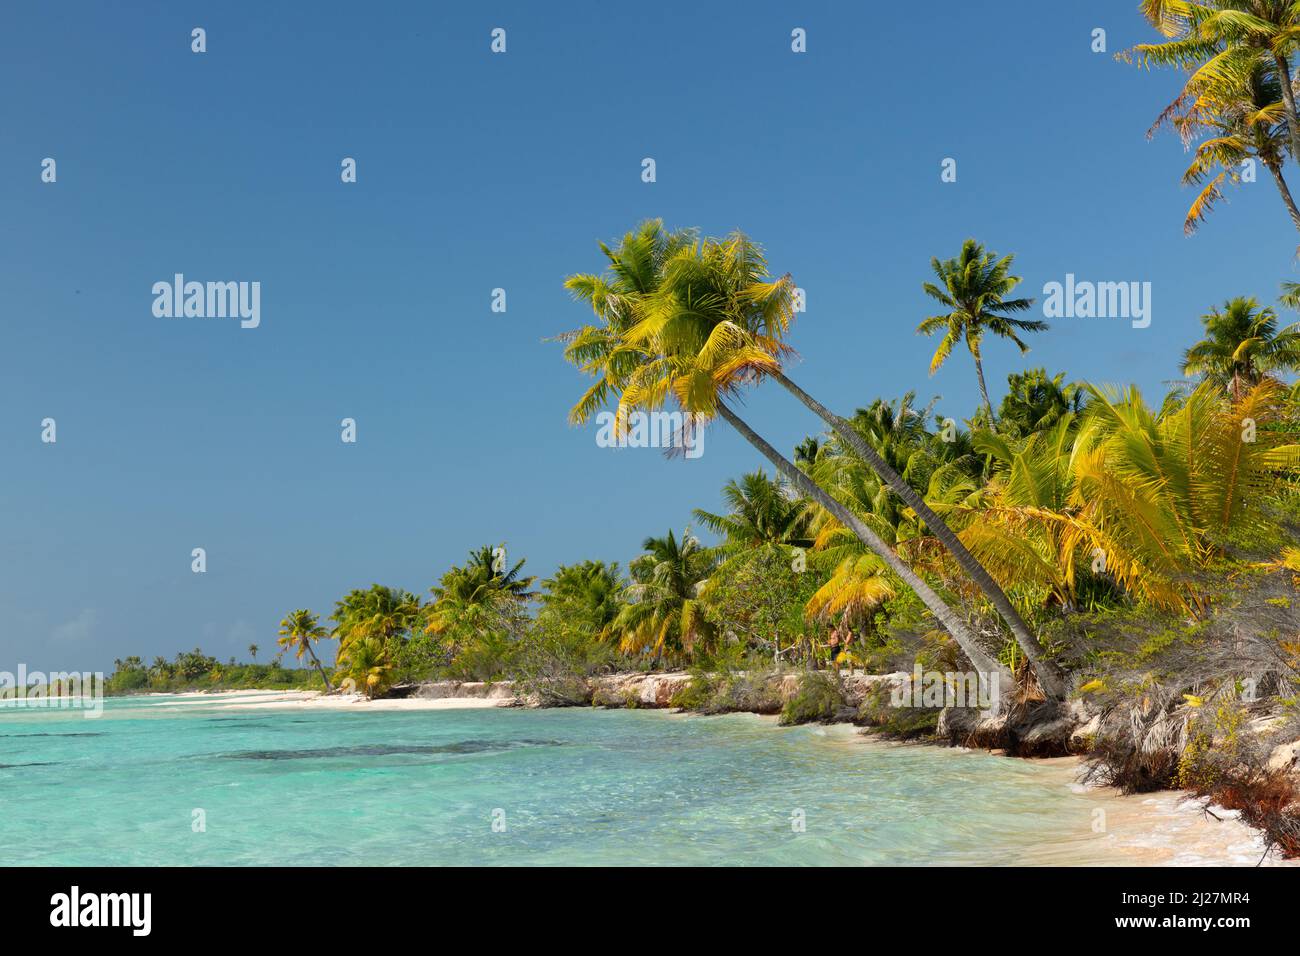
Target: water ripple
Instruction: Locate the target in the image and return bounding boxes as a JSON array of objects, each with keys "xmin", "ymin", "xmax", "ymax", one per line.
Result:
[{"xmin": 218, "ymin": 738, "xmax": 563, "ymax": 761}]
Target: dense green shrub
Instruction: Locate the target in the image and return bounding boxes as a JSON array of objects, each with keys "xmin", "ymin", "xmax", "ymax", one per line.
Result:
[
  {"xmin": 779, "ymin": 671, "xmax": 849, "ymax": 726},
  {"xmin": 855, "ymin": 682, "xmax": 939, "ymax": 739}
]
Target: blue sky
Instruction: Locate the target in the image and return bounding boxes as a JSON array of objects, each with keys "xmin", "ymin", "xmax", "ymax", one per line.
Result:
[{"xmin": 2, "ymin": 1, "xmax": 1297, "ymax": 671}]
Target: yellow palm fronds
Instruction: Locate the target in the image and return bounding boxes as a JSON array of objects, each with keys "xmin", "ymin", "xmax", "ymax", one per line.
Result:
[
  {"xmin": 805, "ymin": 555, "xmax": 896, "ymax": 624},
  {"xmin": 961, "ymin": 380, "xmax": 1299, "ymax": 612}
]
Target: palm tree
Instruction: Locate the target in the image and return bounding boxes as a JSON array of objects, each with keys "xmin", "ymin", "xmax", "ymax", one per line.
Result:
[
  {"xmin": 716, "ymin": 227, "xmax": 1062, "ymax": 695},
  {"xmin": 276, "ymin": 609, "xmax": 333, "ymax": 692},
  {"xmin": 917, "ymin": 239, "xmax": 1046, "ymax": 422},
  {"xmin": 331, "ymin": 585, "xmax": 422, "ymax": 657},
  {"xmin": 845, "ymin": 392, "xmax": 982, "ymax": 490},
  {"xmin": 612, "ymin": 529, "xmax": 716, "ymax": 661},
  {"xmin": 429, "ymin": 546, "xmax": 535, "ymax": 607},
  {"xmin": 713, "ymin": 405, "xmax": 1024, "ymax": 687},
  {"xmin": 806, "ymin": 414, "xmax": 978, "ymax": 560},
  {"xmin": 693, "ymin": 470, "xmax": 812, "ymax": 557},
  {"xmin": 1149, "ymin": 55, "xmax": 1300, "ymax": 233},
  {"xmin": 538, "ymin": 560, "xmax": 624, "ymax": 637},
  {"xmin": 803, "ymin": 551, "xmax": 896, "ymax": 630},
  {"xmin": 559, "ymin": 222, "xmax": 1049, "ymax": 699},
  {"xmin": 954, "ymin": 381, "xmax": 1300, "ymax": 610},
  {"xmin": 148, "ymin": 656, "xmax": 171, "ymax": 686},
  {"xmin": 247, "ymin": 643, "xmax": 259, "ymax": 662},
  {"xmin": 997, "ymin": 369, "xmax": 1083, "ymax": 439},
  {"xmin": 794, "ymin": 436, "xmax": 821, "ymax": 466},
  {"xmin": 426, "ymin": 545, "xmax": 537, "ymax": 659},
  {"xmin": 954, "ymin": 415, "xmax": 1103, "ymax": 611},
  {"xmin": 1280, "ymin": 280, "xmax": 1300, "ymax": 310},
  {"xmin": 1126, "ymin": 1, "xmax": 1300, "ymax": 166},
  {"xmin": 1183, "ymin": 296, "xmax": 1300, "ymax": 398},
  {"xmin": 693, "ymin": 471, "xmax": 814, "ymax": 638},
  {"xmin": 800, "ymin": 422, "xmax": 981, "ymax": 634},
  {"xmin": 335, "ymin": 636, "xmax": 394, "ymax": 699}
]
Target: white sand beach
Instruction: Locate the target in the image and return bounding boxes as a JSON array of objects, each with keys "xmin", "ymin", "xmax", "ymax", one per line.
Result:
[{"xmin": 179, "ymin": 689, "xmax": 513, "ymax": 712}]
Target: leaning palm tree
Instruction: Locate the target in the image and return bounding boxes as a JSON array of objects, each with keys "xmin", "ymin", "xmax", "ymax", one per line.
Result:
[
  {"xmin": 710, "ymin": 228, "xmax": 1064, "ymax": 697},
  {"xmin": 559, "ymin": 222, "xmax": 1060, "ymax": 699},
  {"xmin": 247, "ymin": 643, "xmax": 258, "ymax": 662},
  {"xmin": 1150, "ymin": 55, "xmax": 1300, "ymax": 233},
  {"xmin": 917, "ymin": 239, "xmax": 1046, "ymax": 422},
  {"xmin": 1183, "ymin": 296, "xmax": 1300, "ymax": 398},
  {"xmin": 276, "ymin": 609, "xmax": 333, "ymax": 692},
  {"xmin": 1125, "ymin": 1, "xmax": 1300, "ymax": 165}
]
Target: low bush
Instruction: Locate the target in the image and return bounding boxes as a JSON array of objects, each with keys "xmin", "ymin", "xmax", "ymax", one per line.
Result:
[{"xmin": 779, "ymin": 671, "xmax": 849, "ymax": 726}]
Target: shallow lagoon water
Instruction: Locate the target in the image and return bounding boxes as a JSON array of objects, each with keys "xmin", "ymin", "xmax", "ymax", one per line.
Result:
[{"xmin": 0, "ymin": 693, "xmax": 1275, "ymax": 865}]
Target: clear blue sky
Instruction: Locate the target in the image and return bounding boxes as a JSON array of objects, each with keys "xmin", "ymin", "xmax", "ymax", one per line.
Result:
[{"xmin": 2, "ymin": 1, "xmax": 1296, "ymax": 671}]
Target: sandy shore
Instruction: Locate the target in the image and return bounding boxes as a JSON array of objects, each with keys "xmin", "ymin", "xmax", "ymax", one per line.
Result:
[
  {"xmin": 162, "ymin": 689, "xmax": 512, "ymax": 712},
  {"xmin": 1027, "ymin": 755, "xmax": 1290, "ymax": 867},
  {"xmin": 804, "ymin": 723, "xmax": 1293, "ymax": 867}
]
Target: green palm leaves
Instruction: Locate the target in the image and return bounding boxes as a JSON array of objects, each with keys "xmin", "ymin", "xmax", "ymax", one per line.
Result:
[
  {"xmin": 335, "ymin": 636, "xmax": 394, "ymax": 699},
  {"xmin": 538, "ymin": 560, "xmax": 625, "ymax": 638},
  {"xmin": 559, "ymin": 221, "xmax": 1065, "ymax": 702},
  {"xmin": 276, "ymin": 609, "xmax": 334, "ymax": 692},
  {"xmin": 1183, "ymin": 296, "xmax": 1300, "ymax": 397},
  {"xmin": 953, "ymin": 381, "xmax": 1300, "ymax": 611},
  {"xmin": 422, "ymin": 545, "xmax": 536, "ymax": 669},
  {"xmin": 917, "ymin": 239, "xmax": 1046, "ymax": 421},
  {"xmin": 693, "ymin": 471, "xmax": 812, "ymax": 555},
  {"xmin": 1127, "ymin": 1, "xmax": 1300, "ymax": 233},
  {"xmin": 328, "ymin": 585, "xmax": 420, "ymax": 693},
  {"xmin": 560, "ymin": 219, "xmax": 793, "ymax": 427},
  {"xmin": 998, "ymin": 370, "xmax": 1083, "ymax": 439},
  {"xmin": 331, "ymin": 585, "xmax": 422, "ymax": 655},
  {"xmin": 612, "ymin": 529, "xmax": 716, "ymax": 660}
]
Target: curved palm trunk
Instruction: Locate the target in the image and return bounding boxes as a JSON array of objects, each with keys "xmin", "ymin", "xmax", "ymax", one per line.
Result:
[
  {"xmin": 716, "ymin": 400, "xmax": 1014, "ymax": 710},
  {"xmin": 1264, "ymin": 160, "xmax": 1300, "ymax": 234},
  {"xmin": 303, "ymin": 642, "xmax": 333, "ymax": 693},
  {"xmin": 770, "ymin": 370, "xmax": 1068, "ymax": 701},
  {"xmin": 1274, "ymin": 53, "xmax": 1300, "ymax": 165}
]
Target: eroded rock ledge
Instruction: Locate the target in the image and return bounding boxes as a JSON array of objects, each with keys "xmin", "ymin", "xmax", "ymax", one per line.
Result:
[{"xmin": 395, "ymin": 671, "xmax": 912, "ymax": 712}]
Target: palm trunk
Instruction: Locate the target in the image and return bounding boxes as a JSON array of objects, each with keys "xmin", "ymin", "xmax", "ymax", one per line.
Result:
[
  {"xmin": 770, "ymin": 370, "xmax": 1068, "ymax": 701},
  {"xmin": 715, "ymin": 400, "xmax": 1014, "ymax": 708},
  {"xmin": 1265, "ymin": 160, "xmax": 1300, "ymax": 234},
  {"xmin": 972, "ymin": 352, "xmax": 994, "ymax": 423},
  {"xmin": 1275, "ymin": 53, "xmax": 1300, "ymax": 164},
  {"xmin": 304, "ymin": 643, "xmax": 333, "ymax": 693}
]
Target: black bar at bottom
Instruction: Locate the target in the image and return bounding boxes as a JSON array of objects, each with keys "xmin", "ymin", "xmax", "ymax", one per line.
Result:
[{"xmin": 0, "ymin": 866, "xmax": 1284, "ymax": 940}]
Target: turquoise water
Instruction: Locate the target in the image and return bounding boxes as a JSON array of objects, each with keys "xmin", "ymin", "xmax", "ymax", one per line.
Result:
[{"xmin": 0, "ymin": 694, "xmax": 1124, "ymax": 865}]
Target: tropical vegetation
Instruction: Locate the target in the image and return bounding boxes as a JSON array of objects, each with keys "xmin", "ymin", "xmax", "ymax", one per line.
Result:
[
  {"xmin": 106, "ymin": 223, "xmax": 1300, "ymax": 732},
  {"xmin": 98, "ymin": 217, "xmax": 1300, "ymax": 849}
]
